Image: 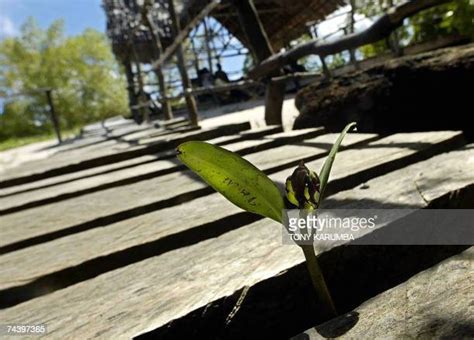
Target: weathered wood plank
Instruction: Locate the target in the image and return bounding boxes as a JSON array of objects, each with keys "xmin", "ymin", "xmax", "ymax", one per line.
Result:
[
  {"xmin": 203, "ymin": 126, "xmax": 282, "ymax": 145},
  {"xmin": 2, "ymin": 123, "xmax": 198, "ymax": 177},
  {"xmin": 0, "ymin": 155, "xmax": 160, "ymax": 198},
  {"xmin": 0, "ymin": 128, "xmax": 323, "ymax": 215},
  {"xmin": 0, "ymin": 132, "xmax": 461, "ymax": 254},
  {"xmin": 118, "ymin": 124, "xmax": 198, "ymax": 143},
  {"xmin": 297, "ymin": 247, "xmax": 473, "ymax": 339},
  {"xmin": 123, "ymin": 125, "xmax": 280, "ymax": 145},
  {"xmin": 0, "ymin": 143, "xmax": 471, "ymax": 338},
  {"xmin": 0, "ymin": 122, "xmax": 250, "ymax": 188},
  {"xmin": 0, "ymin": 126, "xmax": 281, "ymax": 198},
  {"xmin": 0, "ymin": 133, "xmax": 376, "ymax": 295},
  {"xmin": 0, "ymin": 132, "xmax": 465, "ymax": 307},
  {"xmin": 0, "ymin": 130, "xmax": 374, "ymax": 253},
  {"xmin": 61, "ymin": 123, "xmax": 163, "ymax": 152}
]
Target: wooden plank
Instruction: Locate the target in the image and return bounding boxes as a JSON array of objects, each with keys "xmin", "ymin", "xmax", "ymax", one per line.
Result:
[
  {"xmin": 0, "ymin": 155, "xmax": 160, "ymax": 198},
  {"xmin": 0, "ymin": 123, "xmax": 241, "ymax": 182},
  {"xmin": 131, "ymin": 125, "xmax": 280, "ymax": 145},
  {"xmin": 0, "ymin": 127, "xmax": 282, "ymax": 198},
  {"xmin": 0, "ymin": 122, "xmax": 251, "ymax": 189},
  {"xmin": 0, "ymin": 132, "xmax": 461, "ymax": 254},
  {"xmin": 0, "ymin": 132, "xmax": 464, "ymax": 303},
  {"xmin": 67, "ymin": 124, "xmax": 158, "ymax": 150},
  {"xmin": 298, "ymin": 247, "xmax": 473, "ymax": 339},
  {"xmin": 0, "ymin": 128, "xmax": 322, "ymax": 215},
  {"xmin": 119, "ymin": 125, "xmax": 198, "ymax": 143},
  {"xmin": 167, "ymin": 0, "xmax": 199, "ymax": 126},
  {"xmin": 0, "ymin": 142, "xmax": 471, "ymax": 338},
  {"xmin": 154, "ymin": 117, "xmax": 186, "ymax": 128},
  {"xmin": 2, "ymin": 128, "xmax": 372, "ymax": 254},
  {"xmin": 192, "ymin": 126, "xmax": 282, "ymax": 146},
  {"xmin": 0, "ymin": 133, "xmax": 375, "ymax": 296}
]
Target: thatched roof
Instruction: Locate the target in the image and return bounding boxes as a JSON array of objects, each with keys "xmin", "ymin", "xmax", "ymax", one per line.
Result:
[
  {"xmin": 202, "ymin": 0, "xmax": 346, "ymax": 51},
  {"xmin": 103, "ymin": 0, "xmax": 345, "ymax": 64}
]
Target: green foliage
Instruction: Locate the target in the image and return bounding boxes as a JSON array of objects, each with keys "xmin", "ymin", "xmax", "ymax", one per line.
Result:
[
  {"xmin": 177, "ymin": 141, "xmax": 285, "ymax": 223},
  {"xmin": 327, "ymin": 53, "xmax": 347, "ymax": 69},
  {"xmin": 177, "ymin": 123, "xmax": 356, "ymax": 224},
  {"xmin": 357, "ymin": 0, "xmax": 473, "ymax": 58},
  {"xmin": 177, "ymin": 125, "xmax": 355, "ymax": 315},
  {"xmin": 410, "ymin": 0, "xmax": 474, "ymax": 43},
  {"xmin": 0, "ymin": 17, "xmax": 128, "ymax": 141},
  {"xmin": 359, "ymin": 39, "xmax": 390, "ymax": 58}
]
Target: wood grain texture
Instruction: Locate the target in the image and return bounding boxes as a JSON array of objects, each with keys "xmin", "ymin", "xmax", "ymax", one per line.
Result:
[
  {"xmin": 0, "ymin": 128, "xmax": 318, "ymax": 215},
  {"xmin": 0, "ymin": 133, "xmax": 375, "ymax": 293},
  {"xmin": 0, "ymin": 123, "xmax": 250, "ymax": 188},
  {"xmin": 0, "ymin": 131, "xmax": 369, "ymax": 252},
  {"xmin": 298, "ymin": 247, "xmax": 473, "ymax": 339},
  {"xmin": 0, "ymin": 143, "xmax": 472, "ymax": 339},
  {"xmin": 0, "ymin": 127, "xmax": 281, "ymax": 198}
]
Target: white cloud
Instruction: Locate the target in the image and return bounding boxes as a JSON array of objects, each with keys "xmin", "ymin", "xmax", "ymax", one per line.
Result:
[{"xmin": 0, "ymin": 14, "xmax": 18, "ymax": 38}]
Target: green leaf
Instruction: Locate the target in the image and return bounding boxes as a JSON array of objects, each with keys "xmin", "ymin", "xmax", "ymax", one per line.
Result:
[
  {"xmin": 177, "ymin": 141, "xmax": 285, "ymax": 223},
  {"xmin": 317, "ymin": 122, "xmax": 356, "ymax": 206}
]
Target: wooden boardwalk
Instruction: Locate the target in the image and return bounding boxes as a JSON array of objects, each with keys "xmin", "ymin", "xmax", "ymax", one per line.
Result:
[{"xmin": 0, "ymin": 118, "xmax": 472, "ymax": 339}]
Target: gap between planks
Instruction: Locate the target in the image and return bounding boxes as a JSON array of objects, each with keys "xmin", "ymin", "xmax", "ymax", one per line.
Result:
[{"xmin": 0, "ymin": 143, "xmax": 471, "ymax": 338}]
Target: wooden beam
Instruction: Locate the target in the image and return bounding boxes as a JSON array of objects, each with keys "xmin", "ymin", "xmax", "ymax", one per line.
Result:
[
  {"xmin": 190, "ymin": 37, "xmax": 201, "ymax": 76},
  {"xmin": 146, "ymin": 0, "xmax": 220, "ymax": 75},
  {"xmin": 249, "ymin": 0, "xmax": 452, "ymax": 80},
  {"xmin": 167, "ymin": 0, "xmax": 199, "ymax": 126},
  {"xmin": 231, "ymin": 0, "xmax": 273, "ymax": 62},
  {"xmin": 231, "ymin": 0, "xmax": 284, "ymax": 126},
  {"xmin": 142, "ymin": 2, "xmax": 173, "ymax": 121},
  {"xmin": 122, "ymin": 59, "xmax": 140, "ymax": 122},
  {"xmin": 134, "ymin": 61, "xmax": 150, "ymax": 123},
  {"xmin": 203, "ymin": 17, "xmax": 214, "ymax": 75}
]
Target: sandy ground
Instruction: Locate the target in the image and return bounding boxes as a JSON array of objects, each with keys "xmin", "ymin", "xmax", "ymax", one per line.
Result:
[
  {"xmin": 198, "ymin": 96, "xmax": 299, "ymax": 131},
  {"xmin": 0, "ymin": 96, "xmax": 300, "ymax": 174},
  {"xmin": 0, "ymin": 140, "xmax": 60, "ymax": 174}
]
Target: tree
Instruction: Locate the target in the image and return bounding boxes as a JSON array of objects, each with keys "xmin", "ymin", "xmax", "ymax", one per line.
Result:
[
  {"xmin": 358, "ymin": 0, "xmax": 474, "ymax": 58},
  {"xmin": 0, "ymin": 18, "xmax": 128, "ymax": 140},
  {"xmin": 410, "ymin": 0, "xmax": 474, "ymax": 43}
]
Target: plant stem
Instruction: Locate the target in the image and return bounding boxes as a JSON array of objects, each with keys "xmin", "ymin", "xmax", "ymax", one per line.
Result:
[{"xmin": 301, "ymin": 244, "xmax": 337, "ymax": 318}]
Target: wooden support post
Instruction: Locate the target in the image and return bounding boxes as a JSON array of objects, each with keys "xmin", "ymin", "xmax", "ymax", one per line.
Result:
[
  {"xmin": 45, "ymin": 89, "xmax": 62, "ymax": 144},
  {"xmin": 232, "ymin": 0, "xmax": 284, "ymax": 126},
  {"xmin": 123, "ymin": 59, "xmax": 140, "ymax": 122},
  {"xmin": 142, "ymin": 2, "xmax": 173, "ymax": 121},
  {"xmin": 135, "ymin": 61, "xmax": 150, "ymax": 123},
  {"xmin": 203, "ymin": 17, "xmax": 214, "ymax": 75},
  {"xmin": 167, "ymin": 0, "xmax": 199, "ymax": 126},
  {"xmin": 155, "ymin": 69, "xmax": 173, "ymax": 121},
  {"xmin": 147, "ymin": 0, "xmax": 220, "ymax": 74},
  {"xmin": 319, "ymin": 56, "xmax": 331, "ymax": 80},
  {"xmin": 190, "ymin": 37, "xmax": 201, "ymax": 76},
  {"xmin": 202, "ymin": 17, "xmax": 219, "ymax": 104}
]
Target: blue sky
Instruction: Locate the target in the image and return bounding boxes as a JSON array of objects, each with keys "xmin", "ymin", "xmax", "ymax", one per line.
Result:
[
  {"xmin": 0, "ymin": 0, "xmax": 106, "ymax": 38},
  {"xmin": 0, "ymin": 1, "xmax": 366, "ymax": 90},
  {"xmin": 0, "ymin": 0, "xmax": 245, "ymax": 81}
]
